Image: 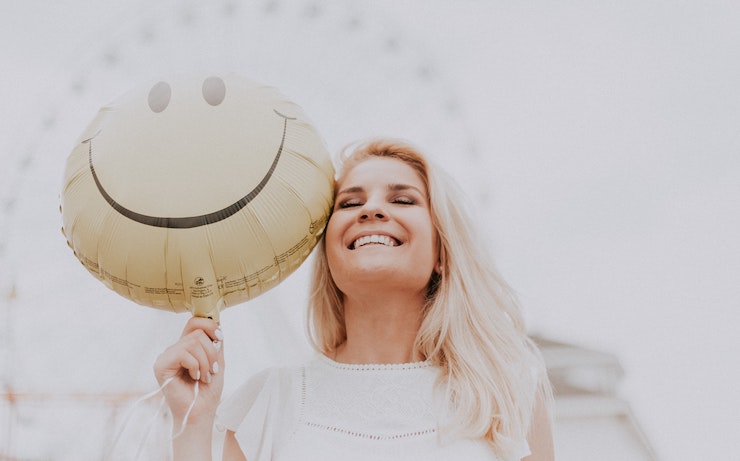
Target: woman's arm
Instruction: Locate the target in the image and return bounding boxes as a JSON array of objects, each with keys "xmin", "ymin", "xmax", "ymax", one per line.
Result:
[
  {"xmin": 223, "ymin": 431, "xmax": 248, "ymax": 461},
  {"xmin": 171, "ymin": 419, "xmax": 219, "ymax": 460},
  {"xmin": 523, "ymin": 390, "xmax": 555, "ymax": 461},
  {"xmin": 153, "ymin": 316, "xmax": 225, "ymax": 460}
]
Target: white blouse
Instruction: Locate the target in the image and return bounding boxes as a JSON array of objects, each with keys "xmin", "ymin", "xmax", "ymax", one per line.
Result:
[{"xmin": 216, "ymin": 354, "xmax": 529, "ymax": 461}]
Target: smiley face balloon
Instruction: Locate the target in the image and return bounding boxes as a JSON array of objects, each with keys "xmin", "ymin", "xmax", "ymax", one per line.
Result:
[{"xmin": 60, "ymin": 73, "xmax": 334, "ymax": 320}]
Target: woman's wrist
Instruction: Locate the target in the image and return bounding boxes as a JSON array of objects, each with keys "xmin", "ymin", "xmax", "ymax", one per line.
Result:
[
  {"xmin": 171, "ymin": 409, "xmax": 217, "ymax": 435},
  {"xmin": 172, "ymin": 418, "xmax": 216, "ymax": 460}
]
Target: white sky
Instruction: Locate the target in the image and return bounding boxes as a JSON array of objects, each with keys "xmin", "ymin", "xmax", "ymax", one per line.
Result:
[{"xmin": 1, "ymin": 1, "xmax": 739, "ymax": 460}]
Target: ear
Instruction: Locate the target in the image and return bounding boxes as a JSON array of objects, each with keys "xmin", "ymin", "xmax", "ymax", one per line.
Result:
[{"xmin": 434, "ymin": 259, "xmax": 442, "ymax": 275}]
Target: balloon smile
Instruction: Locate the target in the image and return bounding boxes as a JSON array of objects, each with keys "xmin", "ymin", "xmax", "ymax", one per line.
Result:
[{"xmin": 85, "ymin": 109, "xmax": 295, "ymax": 229}]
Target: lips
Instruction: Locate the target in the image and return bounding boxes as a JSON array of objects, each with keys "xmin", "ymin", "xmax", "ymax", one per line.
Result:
[{"xmin": 349, "ymin": 234, "xmax": 400, "ymax": 250}]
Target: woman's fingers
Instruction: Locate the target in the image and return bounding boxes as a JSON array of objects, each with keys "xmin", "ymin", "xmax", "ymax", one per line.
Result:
[
  {"xmin": 181, "ymin": 316, "xmax": 223, "ymax": 344},
  {"xmin": 179, "ymin": 350, "xmax": 204, "ymax": 382},
  {"xmin": 180, "ymin": 317, "xmax": 224, "ymax": 383},
  {"xmin": 154, "ymin": 320, "xmax": 224, "ymax": 385},
  {"xmin": 179, "ymin": 328, "xmax": 222, "ymax": 384}
]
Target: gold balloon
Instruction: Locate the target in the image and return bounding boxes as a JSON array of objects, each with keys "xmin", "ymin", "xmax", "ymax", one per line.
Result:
[{"xmin": 61, "ymin": 73, "xmax": 334, "ymax": 320}]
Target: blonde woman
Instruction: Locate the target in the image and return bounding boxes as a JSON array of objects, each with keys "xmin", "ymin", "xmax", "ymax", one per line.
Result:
[{"xmin": 154, "ymin": 139, "xmax": 554, "ymax": 460}]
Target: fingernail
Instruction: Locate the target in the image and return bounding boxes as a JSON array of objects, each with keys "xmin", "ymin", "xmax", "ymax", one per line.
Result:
[
  {"xmin": 214, "ymin": 329, "xmax": 224, "ymax": 341},
  {"xmin": 213, "ymin": 341, "xmax": 222, "ymax": 352},
  {"xmin": 204, "ymin": 372, "xmax": 212, "ymax": 384},
  {"xmin": 212, "ymin": 361, "xmax": 220, "ymax": 374},
  {"xmin": 196, "ymin": 370, "xmax": 201, "ymax": 381}
]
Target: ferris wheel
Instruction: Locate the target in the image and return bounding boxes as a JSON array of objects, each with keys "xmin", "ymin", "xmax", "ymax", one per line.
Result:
[
  {"xmin": 0, "ymin": 2, "xmax": 480, "ymax": 459},
  {"xmin": 0, "ymin": 0, "xmax": 482, "ymax": 306}
]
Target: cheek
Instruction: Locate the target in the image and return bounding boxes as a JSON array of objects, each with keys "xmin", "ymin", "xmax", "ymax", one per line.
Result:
[
  {"xmin": 426, "ymin": 225, "xmax": 441, "ymax": 270},
  {"xmin": 324, "ymin": 215, "xmax": 342, "ymax": 247},
  {"xmin": 324, "ymin": 232, "xmax": 350, "ymax": 294},
  {"xmin": 324, "ymin": 217, "xmax": 344, "ymax": 268}
]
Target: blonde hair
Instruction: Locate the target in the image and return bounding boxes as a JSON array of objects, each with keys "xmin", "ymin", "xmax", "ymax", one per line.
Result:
[{"xmin": 307, "ymin": 138, "xmax": 549, "ymax": 457}]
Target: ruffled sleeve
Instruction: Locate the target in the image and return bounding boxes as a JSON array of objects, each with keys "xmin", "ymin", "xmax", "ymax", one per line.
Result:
[{"xmin": 216, "ymin": 367, "xmax": 294, "ymax": 461}]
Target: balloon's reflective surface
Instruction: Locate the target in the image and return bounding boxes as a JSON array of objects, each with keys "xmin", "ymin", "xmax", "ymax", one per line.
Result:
[{"xmin": 61, "ymin": 73, "xmax": 334, "ymax": 319}]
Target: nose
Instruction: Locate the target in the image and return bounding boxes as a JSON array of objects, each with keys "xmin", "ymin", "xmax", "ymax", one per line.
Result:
[{"xmin": 358, "ymin": 202, "xmax": 388, "ymax": 222}]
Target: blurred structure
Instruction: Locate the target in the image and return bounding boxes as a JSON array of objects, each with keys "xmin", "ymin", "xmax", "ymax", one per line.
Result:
[{"xmin": 537, "ymin": 337, "xmax": 657, "ymax": 460}]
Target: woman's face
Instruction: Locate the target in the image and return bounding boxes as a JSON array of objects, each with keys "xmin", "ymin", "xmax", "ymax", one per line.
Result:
[{"xmin": 326, "ymin": 156, "xmax": 439, "ymax": 297}]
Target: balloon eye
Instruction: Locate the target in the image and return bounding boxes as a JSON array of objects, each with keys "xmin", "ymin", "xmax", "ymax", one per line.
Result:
[
  {"xmin": 202, "ymin": 76, "xmax": 226, "ymax": 106},
  {"xmin": 148, "ymin": 81, "xmax": 171, "ymax": 113}
]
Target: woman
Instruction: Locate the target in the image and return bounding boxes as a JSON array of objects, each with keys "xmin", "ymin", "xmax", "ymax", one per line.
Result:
[{"xmin": 154, "ymin": 139, "xmax": 554, "ymax": 460}]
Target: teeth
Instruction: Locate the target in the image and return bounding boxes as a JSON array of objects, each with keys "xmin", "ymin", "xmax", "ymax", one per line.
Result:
[{"xmin": 352, "ymin": 234, "xmax": 397, "ymax": 249}]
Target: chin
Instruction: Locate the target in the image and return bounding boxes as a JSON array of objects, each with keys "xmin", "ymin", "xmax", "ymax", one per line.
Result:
[{"xmin": 335, "ymin": 265, "xmax": 431, "ymax": 295}]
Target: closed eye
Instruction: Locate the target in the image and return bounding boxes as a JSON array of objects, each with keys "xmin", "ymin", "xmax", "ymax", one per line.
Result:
[
  {"xmin": 392, "ymin": 195, "xmax": 416, "ymax": 205},
  {"xmin": 337, "ymin": 198, "xmax": 363, "ymax": 209}
]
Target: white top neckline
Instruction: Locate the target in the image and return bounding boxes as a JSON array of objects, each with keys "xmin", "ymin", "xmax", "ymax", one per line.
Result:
[{"xmin": 316, "ymin": 353, "xmax": 433, "ymax": 371}]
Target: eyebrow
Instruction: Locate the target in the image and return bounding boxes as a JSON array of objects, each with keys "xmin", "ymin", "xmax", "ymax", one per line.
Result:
[{"xmin": 336, "ymin": 183, "xmax": 426, "ymax": 196}]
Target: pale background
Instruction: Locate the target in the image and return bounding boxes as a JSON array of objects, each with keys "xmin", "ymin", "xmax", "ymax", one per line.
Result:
[{"xmin": 1, "ymin": 1, "xmax": 739, "ymax": 460}]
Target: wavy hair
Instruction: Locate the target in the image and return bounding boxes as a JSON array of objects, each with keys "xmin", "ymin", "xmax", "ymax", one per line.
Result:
[{"xmin": 307, "ymin": 138, "xmax": 550, "ymax": 457}]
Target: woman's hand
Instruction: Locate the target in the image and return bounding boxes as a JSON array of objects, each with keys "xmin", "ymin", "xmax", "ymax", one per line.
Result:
[{"xmin": 153, "ymin": 316, "xmax": 225, "ymax": 429}]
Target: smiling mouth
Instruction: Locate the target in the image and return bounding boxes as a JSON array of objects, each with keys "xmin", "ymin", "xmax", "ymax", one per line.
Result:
[{"xmin": 349, "ymin": 234, "xmax": 401, "ymax": 250}]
